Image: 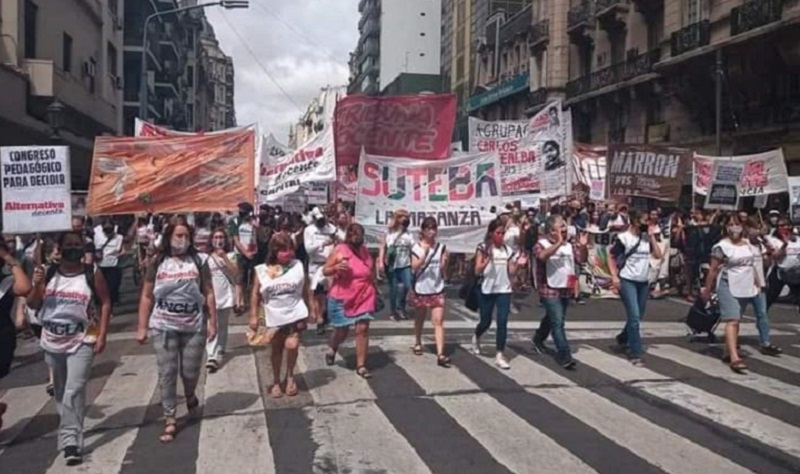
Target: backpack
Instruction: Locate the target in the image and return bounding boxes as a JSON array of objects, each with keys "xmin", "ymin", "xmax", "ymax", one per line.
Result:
[
  {"xmin": 44, "ymin": 264, "xmax": 99, "ymax": 308},
  {"xmin": 614, "ymin": 234, "xmax": 642, "ymax": 274}
]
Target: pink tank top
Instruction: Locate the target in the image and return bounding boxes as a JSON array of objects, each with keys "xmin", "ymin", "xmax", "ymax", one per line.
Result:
[{"xmin": 329, "ymin": 243, "xmax": 376, "ymax": 317}]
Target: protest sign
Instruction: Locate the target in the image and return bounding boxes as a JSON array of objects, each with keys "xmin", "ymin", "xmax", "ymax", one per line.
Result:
[
  {"xmin": 704, "ymin": 161, "xmax": 744, "ymax": 210},
  {"xmin": 305, "ymin": 182, "xmax": 329, "ymax": 205},
  {"xmin": 87, "ymin": 130, "xmax": 255, "ymax": 215},
  {"xmin": 571, "ymin": 143, "xmax": 607, "ymax": 201},
  {"xmin": 788, "ymin": 176, "xmax": 800, "ymax": 205},
  {"xmin": 71, "ymin": 192, "xmax": 87, "ymax": 217},
  {"xmin": 521, "ymin": 101, "xmax": 569, "ymax": 199},
  {"xmin": 259, "ymin": 126, "xmax": 335, "ymax": 202},
  {"xmin": 607, "ymin": 144, "xmax": 691, "ymax": 201},
  {"xmin": 468, "ymin": 117, "xmax": 539, "ymax": 205},
  {"xmin": 333, "ymin": 94, "xmax": 457, "ymax": 166},
  {"xmin": 1, "ymin": 146, "xmax": 72, "ymax": 233},
  {"xmin": 693, "ymin": 149, "xmax": 789, "ymax": 196},
  {"xmin": 334, "ymin": 165, "xmax": 358, "ymax": 202},
  {"xmin": 355, "ymin": 150, "xmax": 503, "ymax": 253}
]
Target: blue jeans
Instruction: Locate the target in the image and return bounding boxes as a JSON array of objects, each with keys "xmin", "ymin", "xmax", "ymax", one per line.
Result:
[
  {"xmin": 618, "ymin": 278, "xmax": 650, "ymax": 358},
  {"xmin": 388, "ymin": 266, "xmax": 412, "ymax": 313},
  {"xmin": 476, "ymin": 292, "xmax": 512, "ymax": 352},
  {"xmin": 718, "ymin": 280, "xmax": 771, "ymax": 346},
  {"xmin": 535, "ymin": 297, "xmax": 572, "ymax": 363}
]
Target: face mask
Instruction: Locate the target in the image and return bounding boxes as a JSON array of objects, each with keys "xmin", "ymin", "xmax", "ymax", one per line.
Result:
[
  {"xmin": 728, "ymin": 225, "xmax": 743, "ymax": 237},
  {"xmin": 349, "ymin": 237, "xmax": 364, "ymax": 247},
  {"xmin": 103, "ymin": 227, "xmax": 113, "ymax": 235},
  {"xmin": 212, "ymin": 238, "xmax": 225, "ymax": 249},
  {"xmin": 399, "ymin": 220, "xmax": 409, "ymax": 229},
  {"xmin": 492, "ymin": 233, "xmax": 504, "ymax": 246},
  {"xmin": 62, "ymin": 248, "xmax": 83, "ymax": 263},
  {"xmin": 770, "ymin": 217, "xmax": 778, "ymax": 225},
  {"xmin": 277, "ymin": 250, "xmax": 294, "ymax": 265},
  {"xmin": 171, "ymin": 239, "xmax": 189, "ymax": 254},
  {"xmin": 316, "ymin": 218, "xmax": 327, "ymax": 228}
]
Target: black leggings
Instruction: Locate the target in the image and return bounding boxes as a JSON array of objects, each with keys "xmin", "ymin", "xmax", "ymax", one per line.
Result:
[{"xmin": 765, "ymin": 267, "xmax": 800, "ymax": 309}]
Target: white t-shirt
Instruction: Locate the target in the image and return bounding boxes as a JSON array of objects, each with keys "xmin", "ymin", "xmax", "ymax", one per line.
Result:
[
  {"xmin": 149, "ymin": 254, "xmax": 207, "ymax": 333},
  {"xmin": 304, "ymin": 223, "xmax": 338, "ymax": 265},
  {"xmin": 386, "ymin": 231, "xmax": 415, "ymax": 269},
  {"xmin": 712, "ymin": 239, "xmax": 762, "ymax": 297},
  {"xmin": 39, "ymin": 270, "xmax": 97, "ymax": 354},
  {"xmin": 503, "ymin": 225, "xmax": 521, "ymax": 253},
  {"xmin": 194, "ymin": 227, "xmax": 211, "ymax": 253},
  {"xmin": 411, "ymin": 243, "xmax": 446, "ymax": 295},
  {"xmin": 479, "ymin": 244, "xmax": 515, "ymax": 294},
  {"xmin": 206, "ymin": 252, "xmax": 236, "ymax": 309},
  {"xmin": 235, "ymin": 220, "xmax": 257, "ymax": 256},
  {"xmin": 255, "ymin": 260, "xmax": 308, "ymax": 328},
  {"xmin": 537, "ymin": 238, "xmax": 575, "ymax": 289},
  {"xmin": 767, "ymin": 236, "xmax": 800, "ymax": 270},
  {"xmin": 615, "ymin": 231, "xmax": 651, "ymax": 282},
  {"xmin": 95, "ymin": 234, "xmax": 124, "ymax": 268}
]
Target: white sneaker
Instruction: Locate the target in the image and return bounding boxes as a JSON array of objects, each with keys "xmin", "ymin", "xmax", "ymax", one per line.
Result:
[
  {"xmin": 471, "ymin": 335, "xmax": 482, "ymax": 355},
  {"xmin": 495, "ymin": 352, "xmax": 510, "ymax": 370}
]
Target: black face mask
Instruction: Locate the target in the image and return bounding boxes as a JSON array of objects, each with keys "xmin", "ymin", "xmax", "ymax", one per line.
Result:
[
  {"xmin": 316, "ymin": 218, "xmax": 327, "ymax": 228},
  {"xmin": 349, "ymin": 238, "xmax": 364, "ymax": 247},
  {"xmin": 62, "ymin": 248, "xmax": 83, "ymax": 263},
  {"xmin": 103, "ymin": 227, "xmax": 114, "ymax": 235},
  {"xmin": 399, "ymin": 220, "xmax": 409, "ymax": 229}
]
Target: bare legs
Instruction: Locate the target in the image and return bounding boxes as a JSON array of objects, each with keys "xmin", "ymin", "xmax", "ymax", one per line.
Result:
[{"xmin": 269, "ymin": 331, "xmax": 301, "ymax": 398}]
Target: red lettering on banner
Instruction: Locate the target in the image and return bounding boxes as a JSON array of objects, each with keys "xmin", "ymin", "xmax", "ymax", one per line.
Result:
[
  {"xmin": 742, "ymin": 161, "xmax": 767, "ymax": 188},
  {"xmin": 406, "ymin": 168, "xmax": 426, "ymax": 201},
  {"xmin": 695, "ymin": 160, "xmax": 712, "ymax": 188},
  {"xmin": 334, "ymin": 95, "xmax": 457, "ymax": 166},
  {"xmin": 361, "ymin": 162, "xmax": 381, "ymax": 197}
]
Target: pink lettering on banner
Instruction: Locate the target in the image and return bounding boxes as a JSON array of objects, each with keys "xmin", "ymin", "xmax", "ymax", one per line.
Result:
[
  {"xmin": 333, "ymin": 94, "xmax": 457, "ymax": 166},
  {"xmin": 695, "ymin": 159, "xmax": 713, "ymax": 189},
  {"xmin": 742, "ymin": 161, "xmax": 767, "ymax": 188}
]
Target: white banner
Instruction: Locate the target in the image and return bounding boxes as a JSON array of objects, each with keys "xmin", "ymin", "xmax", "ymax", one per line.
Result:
[
  {"xmin": 1, "ymin": 146, "xmax": 72, "ymax": 233},
  {"xmin": 693, "ymin": 148, "xmax": 789, "ymax": 197},
  {"xmin": 468, "ymin": 118, "xmax": 539, "ymax": 206},
  {"xmin": 704, "ymin": 161, "xmax": 745, "ymax": 210},
  {"xmin": 788, "ymin": 176, "xmax": 800, "ymax": 205},
  {"xmin": 259, "ymin": 126, "xmax": 336, "ymax": 202},
  {"xmin": 305, "ymin": 182, "xmax": 329, "ymax": 205},
  {"xmin": 522, "ymin": 101, "xmax": 570, "ymax": 199},
  {"xmin": 355, "ymin": 150, "xmax": 503, "ymax": 253}
]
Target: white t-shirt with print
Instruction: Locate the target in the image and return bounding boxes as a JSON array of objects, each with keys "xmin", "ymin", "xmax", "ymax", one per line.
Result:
[
  {"xmin": 479, "ymin": 244, "xmax": 515, "ymax": 294},
  {"xmin": 616, "ymin": 231, "xmax": 651, "ymax": 282},
  {"xmin": 206, "ymin": 252, "xmax": 237, "ymax": 309},
  {"xmin": 712, "ymin": 239, "xmax": 761, "ymax": 298},
  {"xmin": 411, "ymin": 243, "xmax": 446, "ymax": 295},
  {"xmin": 767, "ymin": 236, "xmax": 800, "ymax": 270},
  {"xmin": 386, "ymin": 231, "xmax": 415, "ymax": 269},
  {"xmin": 149, "ymin": 254, "xmax": 207, "ymax": 333},
  {"xmin": 255, "ymin": 260, "xmax": 308, "ymax": 328}
]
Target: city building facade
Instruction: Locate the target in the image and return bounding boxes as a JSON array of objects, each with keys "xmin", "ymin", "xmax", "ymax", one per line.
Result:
[
  {"xmin": 349, "ymin": 0, "xmax": 443, "ymax": 96},
  {"xmin": 0, "ymin": 0, "xmax": 124, "ymax": 189},
  {"xmin": 289, "ymin": 85, "xmax": 346, "ymax": 149}
]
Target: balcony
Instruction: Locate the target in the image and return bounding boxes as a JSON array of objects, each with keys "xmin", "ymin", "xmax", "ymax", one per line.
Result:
[
  {"xmin": 565, "ymin": 48, "xmax": 660, "ymax": 99},
  {"xmin": 358, "ymin": 0, "xmax": 367, "ymax": 13},
  {"xmin": 23, "ymin": 59, "xmax": 54, "ymax": 96},
  {"xmin": 568, "ymin": 1, "xmax": 595, "ymax": 38},
  {"xmin": 529, "ymin": 20, "xmax": 549, "ymax": 49},
  {"xmin": 363, "ymin": 19, "xmax": 379, "ymax": 38},
  {"xmin": 596, "ymin": 0, "xmax": 630, "ymax": 32},
  {"xmin": 670, "ymin": 20, "xmax": 710, "ymax": 57},
  {"xmin": 529, "ymin": 87, "xmax": 548, "ymax": 108},
  {"xmin": 731, "ymin": 0, "xmax": 783, "ymax": 36}
]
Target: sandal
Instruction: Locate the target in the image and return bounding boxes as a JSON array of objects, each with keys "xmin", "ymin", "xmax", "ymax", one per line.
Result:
[
  {"xmin": 730, "ymin": 359, "xmax": 748, "ymax": 374},
  {"xmin": 436, "ymin": 355, "xmax": 451, "ymax": 368},
  {"xmin": 284, "ymin": 377, "xmax": 298, "ymax": 397},
  {"xmin": 412, "ymin": 344, "xmax": 423, "ymax": 356},
  {"xmin": 269, "ymin": 384, "xmax": 284, "ymax": 399},
  {"xmin": 324, "ymin": 349, "xmax": 336, "ymax": 367},
  {"xmin": 356, "ymin": 366, "xmax": 372, "ymax": 379},
  {"xmin": 159, "ymin": 417, "xmax": 177, "ymax": 443}
]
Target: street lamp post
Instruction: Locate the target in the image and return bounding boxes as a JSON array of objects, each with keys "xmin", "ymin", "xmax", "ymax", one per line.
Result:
[
  {"xmin": 139, "ymin": 0, "xmax": 248, "ymax": 122},
  {"xmin": 47, "ymin": 100, "xmax": 66, "ymax": 143}
]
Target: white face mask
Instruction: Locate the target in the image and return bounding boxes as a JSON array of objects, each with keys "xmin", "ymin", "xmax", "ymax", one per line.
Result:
[
  {"xmin": 171, "ymin": 239, "xmax": 189, "ymax": 254},
  {"xmin": 728, "ymin": 225, "xmax": 743, "ymax": 237}
]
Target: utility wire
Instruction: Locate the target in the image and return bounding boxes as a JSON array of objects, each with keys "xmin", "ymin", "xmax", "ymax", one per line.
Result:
[{"xmin": 219, "ymin": 10, "xmax": 305, "ymax": 114}]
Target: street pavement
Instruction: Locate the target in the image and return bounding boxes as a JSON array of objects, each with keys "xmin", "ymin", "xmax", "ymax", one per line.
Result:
[{"xmin": 2, "ymin": 275, "xmax": 800, "ymax": 473}]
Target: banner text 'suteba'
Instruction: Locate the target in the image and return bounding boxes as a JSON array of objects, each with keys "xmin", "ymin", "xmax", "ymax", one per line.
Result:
[{"xmin": 360, "ymin": 162, "xmax": 499, "ymax": 201}]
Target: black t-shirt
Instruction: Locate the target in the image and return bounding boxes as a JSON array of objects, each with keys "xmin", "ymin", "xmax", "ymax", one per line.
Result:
[{"xmin": 0, "ymin": 274, "xmax": 15, "ymax": 329}]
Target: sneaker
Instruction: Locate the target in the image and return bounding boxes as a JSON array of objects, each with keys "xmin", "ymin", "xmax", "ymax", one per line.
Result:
[
  {"xmin": 46, "ymin": 383, "xmax": 55, "ymax": 397},
  {"xmin": 471, "ymin": 335, "xmax": 482, "ymax": 355},
  {"xmin": 531, "ymin": 337, "xmax": 546, "ymax": 354},
  {"xmin": 562, "ymin": 359, "xmax": 577, "ymax": 370},
  {"xmin": 630, "ymin": 358, "xmax": 645, "ymax": 367},
  {"xmin": 495, "ymin": 353, "xmax": 510, "ymax": 370},
  {"xmin": 760, "ymin": 344, "xmax": 783, "ymax": 356},
  {"xmin": 206, "ymin": 359, "xmax": 219, "ymax": 373},
  {"xmin": 64, "ymin": 446, "xmax": 82, "ymax": 466}
]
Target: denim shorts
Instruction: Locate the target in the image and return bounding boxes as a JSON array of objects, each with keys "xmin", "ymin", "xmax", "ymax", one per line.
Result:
[
  {"xmin": 327, "ymin": 298, "xmax": 374, "ymax": 328},
  {"xmin": 717, "ymin": 278, "xmax": 762, "ymax": 321}
]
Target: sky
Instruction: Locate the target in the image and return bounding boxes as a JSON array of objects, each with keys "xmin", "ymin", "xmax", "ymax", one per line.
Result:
[{"xmin": 205, "ymin": 0, "xmax": 358, "ymax": 145}]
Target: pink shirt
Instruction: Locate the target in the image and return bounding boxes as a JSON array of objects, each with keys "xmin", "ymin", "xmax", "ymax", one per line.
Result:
[{"xmin": 329, "ymin": 243, "xmax": 376, "ymax": 317}]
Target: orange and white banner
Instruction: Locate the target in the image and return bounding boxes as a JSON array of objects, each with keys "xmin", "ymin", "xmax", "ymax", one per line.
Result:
[{"xmin": 87, "ymin": 130, "xmax": 255, "ymax": 215}]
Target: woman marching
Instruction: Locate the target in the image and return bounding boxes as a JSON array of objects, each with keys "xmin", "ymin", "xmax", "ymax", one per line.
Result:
[
  {"xmin": 410, "ymin": 217, "xmax": 450, "ymax": 367},
  {"xmin": 702, "ymin": 214, "xmax": 770, "ymax": 372},
  {"xmin": 609, "ymin": 209, "xmax": 663, "ymax": 367},
  {"xmin": 323, "ymin": 224, "xmax": 377, "ymax": 379},
  {"xmin": 26, "ymin": 231, "xmax": 111, "ymax": 465},
  {"xmin": 472, "ymin": 218, "xmax": 522, "ymax": 370},
  {"xmin": 205, "ymin": 227, "xmax": 242, "ymax": 373},
  {"xmin": 249, "ymin": 233, "xmax": 308, "ymax": 398},
  {"xmin": 136, "ymin": 216, "xmax": 217, "ymax": 443},
  {"xmin": 378, "ymin": 210, "xmax": 416, "ymax": 321}
]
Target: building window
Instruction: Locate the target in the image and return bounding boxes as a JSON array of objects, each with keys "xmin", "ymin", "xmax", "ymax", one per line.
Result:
[
  {"xmin": 24, "ymin": 0, "xmax": 38, "ymax": 59},
  {"xmin": 683, "ymin": 0, "xmax": 701, "ymax": 26},
  {"xmin": 108, "ymin": 0, "xmax": 118, "ymax": 18},
  {"xmin": 62, "ymin": 33, "xmax": 73, "ymax": 72},
  {"xmin": 89, "ymin": 57, "xmax": 97, "ymax": 94},
  {"xmin": 107, "ymin": 42, "xmax": 117, "ymax": 77}
]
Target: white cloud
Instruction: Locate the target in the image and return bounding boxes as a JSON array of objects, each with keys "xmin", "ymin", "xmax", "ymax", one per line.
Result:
[{"xmin": 205, "ymin": 0, "xmax": 358, "ymax": 143}]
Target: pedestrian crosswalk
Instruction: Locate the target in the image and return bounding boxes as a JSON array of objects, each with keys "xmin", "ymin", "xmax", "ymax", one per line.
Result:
[{"xmin": 1, "ymin": 335, "xmax": 799, "ymax": 473}]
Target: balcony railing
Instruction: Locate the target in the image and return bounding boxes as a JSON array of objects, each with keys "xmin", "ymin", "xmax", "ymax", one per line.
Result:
[
  {"xmin": 568, "ymin": 1, "xmax": 595, "ymax": 30},
  {"xmin": 596, "ymin": 0, "xmax": 629, "ymax": 14},
  {"xmin": 565, "ymin": 48, "xmax": 661, "ymax": 98},
  {"xmin": 731, "ymin": 0, "xmax": 783, "ymax": 36},
  {"xmin": 670, "ymin": 19, "xmax": 710, "ymax": 57},
  {"xmin": 529, "ymin": 20, "xmax": 549, "ymax": 48},
  {"xmin": 529, "ymin": 87, "xmax": 548, "ymax": 108}
]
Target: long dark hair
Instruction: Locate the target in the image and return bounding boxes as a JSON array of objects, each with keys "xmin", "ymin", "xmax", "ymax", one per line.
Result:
[
  {"xmin": 484, "ymin": 218, "xmax": 503, "ymax": 248},
  {"xmin": 157, "ymin": 215, "xmax": 197, "ymax": 258}
]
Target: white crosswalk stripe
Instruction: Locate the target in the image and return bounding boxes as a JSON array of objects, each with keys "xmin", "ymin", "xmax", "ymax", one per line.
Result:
[
  {"xmin": 744, "ymin": 346, "xmax": 800, "ymax": 374},
  {"xmin": 1, "ymin": 338, "xmax": 799, "ymax": 473}
]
